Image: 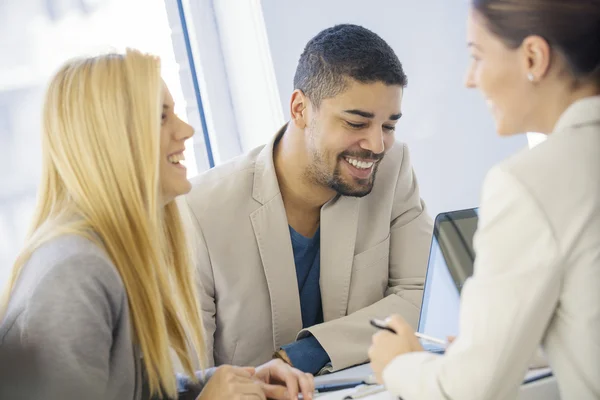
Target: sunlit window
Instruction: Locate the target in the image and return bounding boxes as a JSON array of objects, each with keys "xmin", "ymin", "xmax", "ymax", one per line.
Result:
[{"xmin": 0, "ymin": 0, "xmax": 198, "ymax": 287}]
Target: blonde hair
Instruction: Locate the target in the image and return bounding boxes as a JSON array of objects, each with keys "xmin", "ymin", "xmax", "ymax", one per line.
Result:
[{"xmin": 1, "ymin": 49, "xmax": 206, "ymax": 398}]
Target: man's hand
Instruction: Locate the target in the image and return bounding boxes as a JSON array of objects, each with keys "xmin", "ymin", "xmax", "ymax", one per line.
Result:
[
  {"xmin": 254, "ymin": 359, "xmax": 314, "ymax": 400},
  {"xmin": 197, "ymin": 365, "xmax": 265, "ymax": 400},
  {"xmin": 368, "ymin": 315, "xmax": 423, "ymax": 384}
]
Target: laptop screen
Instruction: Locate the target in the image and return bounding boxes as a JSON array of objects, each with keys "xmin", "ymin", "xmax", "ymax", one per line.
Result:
[{"xmin": 417, "ymin": 208, "xmax": 479, "ymax": 351}]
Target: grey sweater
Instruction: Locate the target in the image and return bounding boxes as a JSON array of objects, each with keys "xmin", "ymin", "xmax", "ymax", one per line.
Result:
[{"xmin": 0, "ymin": 235, "xmax": 206, "ymax": 400}]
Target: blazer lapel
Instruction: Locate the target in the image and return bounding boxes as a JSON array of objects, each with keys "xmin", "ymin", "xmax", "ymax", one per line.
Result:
[
  {"xmin": 554, "ymin": 95, "xmax": 600, "ymax": 134},
  {"xmin": 320, "ymin": 195, "xmax": 359, "ymax": 322},
  {"xmin": 250, "ymin": 127, "xmax": 303, "ymax": 349}
]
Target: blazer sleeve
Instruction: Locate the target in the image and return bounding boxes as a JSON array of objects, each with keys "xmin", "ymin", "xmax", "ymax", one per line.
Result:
[
  {"xmin": 0, "ymin": 253, "xmax": 123, "ymax": 400},
  {"xmin": 382, "ymin": 166, "xmax": 561, "ymax": 400},
  {"xmin": 299, "ymin": 144, "xmax": 433, "ymax": 372}
]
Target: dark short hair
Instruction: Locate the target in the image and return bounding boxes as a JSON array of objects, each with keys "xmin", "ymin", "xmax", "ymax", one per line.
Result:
[
  {"xmin": 293, "ymin": 24, "xmax": 407, "ymax": 106},
  {"xmin": 472, "ymin": 0, "xmax": 600, "ymax": 86}
]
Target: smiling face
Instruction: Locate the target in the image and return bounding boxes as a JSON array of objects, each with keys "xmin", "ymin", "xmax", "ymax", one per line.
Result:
[
  {"xmin": 159, "ymin": 84, "xmax": 194, "ymax": 203},
  {"xmin": 302, "ymin": 79, "xmax": 403, "ymax": 197},
  {"xmin": 464, "ymin": 9, "xmax": 539, "ymax": 136}
]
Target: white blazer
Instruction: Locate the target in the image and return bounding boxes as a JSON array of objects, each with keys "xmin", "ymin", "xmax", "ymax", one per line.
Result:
[{"xmin": 383, "ymin": 95, "xmax": 600, "ymax": 400}]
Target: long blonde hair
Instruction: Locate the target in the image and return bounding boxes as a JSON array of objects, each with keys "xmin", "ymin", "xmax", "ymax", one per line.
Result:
[{"xmin": 1, "ymin": 49, "xmax": 206, "ymax": 398}]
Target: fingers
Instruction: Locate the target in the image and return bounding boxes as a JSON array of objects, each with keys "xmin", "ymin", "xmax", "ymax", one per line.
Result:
[
  {"xmin": 215, "ymin": 364, "xmax": 254, "ymax": 379},
  {"xmin": 295, "ymin": 371, "xmax": 314, "ymax": 400},
  {"xmin": 367, "ymin": 343, "xmax": 385, "ymax": 385},
  {"xmin": 368, "ymin": 356, "xmax": 384, "ymax": 385},
  {"xmin": 215, "ymin": 365, "xmax": 257, "ymax": 387},
  {"xmin": 385, "ymin": 314, "xmax": 412, "ymax": 335},
  {"xmin": 237, "ymin": 382, "xmax": 266, "ymax": 400},
  {"xmin": 260, "ymin": 383, "xmax": 290, "ymax": 400},
  {"xmin": 203, "ymin": 365, "xmax": 267, "ymax": 400},
  {"xmin": 283, "ymin": 371, "xmax": 299, "ymax": 400},
  {"xmin": 228, "ymin": 365, "xmax": 254, "ymax": 379},
  {"xmin": 371, "ymin": 329, "xmax": 395, "ymax": 346},
  {"xmin": 384, "ymin": 315, "xmax": 422, "ymax": 350},
  {"xmin": 368, "ymin": 341, "xmax": 375, "ymax": 359},
  {"xmin": 273, "ymin": 360, "xmax": 313, "ymax": 400},
  {"xmin": 368, "ymin": 334, "xmax": 388, "ymax": 361},
  {"xmin": 285, "ymin": 369, "xmax": 314, "ymax": 400},
  {"xmin": 305, "ymin": 373, "xmax": 315, "ymax": 395}
]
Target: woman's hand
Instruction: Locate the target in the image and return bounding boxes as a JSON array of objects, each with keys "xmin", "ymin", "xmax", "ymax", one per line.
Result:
[
  {"xmin": 253, "ymin": 359, "xmax": 314, "ymax": 400},
  {"xmin": 368, "ymin": 315, "xmax": 423, "ymax": 384},
  {"xmin": 197, "ymin": 365, "xmax": 265, "ymax": 400}
]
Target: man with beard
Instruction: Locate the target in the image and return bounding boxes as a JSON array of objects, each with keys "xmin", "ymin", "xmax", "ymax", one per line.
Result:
[{"xmin": 185, "ymin": 24, "xmax": 433, "ymax": 375}]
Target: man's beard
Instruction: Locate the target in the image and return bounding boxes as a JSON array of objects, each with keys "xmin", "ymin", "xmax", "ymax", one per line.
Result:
[{"xmin": 307, "ymin": 150, "xmax": 383, "ymax": 198}]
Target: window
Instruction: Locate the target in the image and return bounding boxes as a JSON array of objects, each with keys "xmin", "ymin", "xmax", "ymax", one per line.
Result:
[
  {"xmin": 0, "ymin": 0, "xmax": 211, "ymax": 287},
  {"xmin": 174, "ymin": 0, "xmax": 284, "ymax": 162}
]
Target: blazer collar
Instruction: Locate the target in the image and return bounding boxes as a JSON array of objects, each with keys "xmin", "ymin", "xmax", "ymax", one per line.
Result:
[
  {"xmin": 252, "ymin": 124, "xmax": 287, "ymax": 205},
  {"xmin": 554, "ymin": 95, "xmax": 600, "ymax": 134}
]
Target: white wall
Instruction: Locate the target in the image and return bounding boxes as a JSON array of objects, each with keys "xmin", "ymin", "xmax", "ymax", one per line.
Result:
[{"xmin": 259, "ymin": 0, "xmax": 527, "ymax": 216}]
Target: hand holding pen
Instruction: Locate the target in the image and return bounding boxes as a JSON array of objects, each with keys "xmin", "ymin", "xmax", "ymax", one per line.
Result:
[
  {"xmin": 368, "ymin": 315, "xmax": 446, "ymax": 384},
  {"xmin": 370, "ymin": 318, "xmax": 449, "ymax": 347}
]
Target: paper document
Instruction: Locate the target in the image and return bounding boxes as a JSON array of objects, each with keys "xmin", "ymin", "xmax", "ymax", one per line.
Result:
[
  {"xmin": 315, "ymin": 388, "xmax": 394, "ymax": 399},
  {"xmin": 314, "ymin": 364, "xmax": 552, "ymax": 399}
]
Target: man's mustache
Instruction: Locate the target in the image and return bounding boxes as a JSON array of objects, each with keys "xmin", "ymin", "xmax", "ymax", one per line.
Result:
[{"xmin": 339, "ymin": 150, "xmax": 384, "ymax": 161}]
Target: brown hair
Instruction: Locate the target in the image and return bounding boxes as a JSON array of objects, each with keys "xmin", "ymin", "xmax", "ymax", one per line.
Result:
[{"xmin": 472, "ymin": 0, "xmax": 600, "ymax": 86}]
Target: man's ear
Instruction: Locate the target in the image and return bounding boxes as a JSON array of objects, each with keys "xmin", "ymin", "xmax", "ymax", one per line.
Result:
[{"xmin": 290, "ymin": 89, "xmax": 308, "ymax": 129}]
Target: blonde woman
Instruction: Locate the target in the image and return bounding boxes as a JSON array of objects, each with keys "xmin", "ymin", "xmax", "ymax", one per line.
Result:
[{"xmin": 0, "ymin": 50, "xmax": 313, "ymax": 400}]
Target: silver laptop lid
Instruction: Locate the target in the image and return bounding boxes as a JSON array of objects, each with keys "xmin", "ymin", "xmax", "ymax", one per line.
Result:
[{"xmin": 417, "ymin": 208, "xmax": 479, "ymax": 351}]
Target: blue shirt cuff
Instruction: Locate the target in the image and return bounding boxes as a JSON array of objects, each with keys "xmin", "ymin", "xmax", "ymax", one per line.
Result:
[{"xmin": 281, "ymin": 335, "xmax": 331, "ymax": 374}]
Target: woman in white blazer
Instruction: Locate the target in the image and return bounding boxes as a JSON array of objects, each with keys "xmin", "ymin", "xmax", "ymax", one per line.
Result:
[{"xmin": 369, "ymin": 0, "xmax": 600, "ymax": 399}]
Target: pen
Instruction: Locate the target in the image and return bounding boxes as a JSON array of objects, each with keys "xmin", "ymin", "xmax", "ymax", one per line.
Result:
[
  {"xmin": 414, "ymin": 332, "xmax": 447, "ymax": 346},
  {"xmin": 370, "ymin": 318, "xmax": 447, "ymax": 346},
  {"xmin": 314, "ymin": 381, "xmax": 366, "ymax": 393},
  {"xmin": 369, "ymin": 318, "xmax": 396, "ymax": 333}
]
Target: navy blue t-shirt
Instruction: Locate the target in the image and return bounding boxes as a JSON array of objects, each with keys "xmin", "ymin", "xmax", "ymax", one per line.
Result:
[{"xmin": 289, "ymin": 226, "xmax": 323, "ymax": 328}]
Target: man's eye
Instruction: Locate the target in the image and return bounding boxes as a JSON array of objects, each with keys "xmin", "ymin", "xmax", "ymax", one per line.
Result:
[{"xmin": 346, "ymin": 121, "xmax": 366, "ymax": 129}]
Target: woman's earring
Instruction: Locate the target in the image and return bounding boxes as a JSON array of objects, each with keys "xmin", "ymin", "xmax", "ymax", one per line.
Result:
[{"xmin": 527, "ymin": 72, "xmax": 535, "ymax": 82}]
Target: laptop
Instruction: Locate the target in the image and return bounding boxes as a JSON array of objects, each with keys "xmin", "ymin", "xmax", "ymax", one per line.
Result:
[
  {"xmin": 414, "ymin": 207, "xmax": 553, "ymax": 384},
  {"xmin": 313, "ymin": 206, "xmax": 551, "ymax": 390},
  {"xmin": 417, "ymin": 208, "xmax": 479, "ymax": 353}
]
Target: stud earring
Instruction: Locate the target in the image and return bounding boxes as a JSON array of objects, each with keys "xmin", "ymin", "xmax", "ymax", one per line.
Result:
[{"xmin": 527, "ymin": 72, "xmax": 535, "ymax": 82}]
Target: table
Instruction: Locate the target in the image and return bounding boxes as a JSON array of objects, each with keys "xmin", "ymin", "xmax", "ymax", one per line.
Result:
[{"xmin": 314, "ymin": 364, "xmax": 558, "ymax": 399}]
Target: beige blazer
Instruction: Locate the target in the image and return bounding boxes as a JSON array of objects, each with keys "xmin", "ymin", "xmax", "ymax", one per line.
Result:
[
  {"xmin": 185, "ymin": 128, "xmax": 433, "ymax": 371},
  {"xmin": 382, "ymin": 97, "xmax": 600, "ymax": 400}
]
